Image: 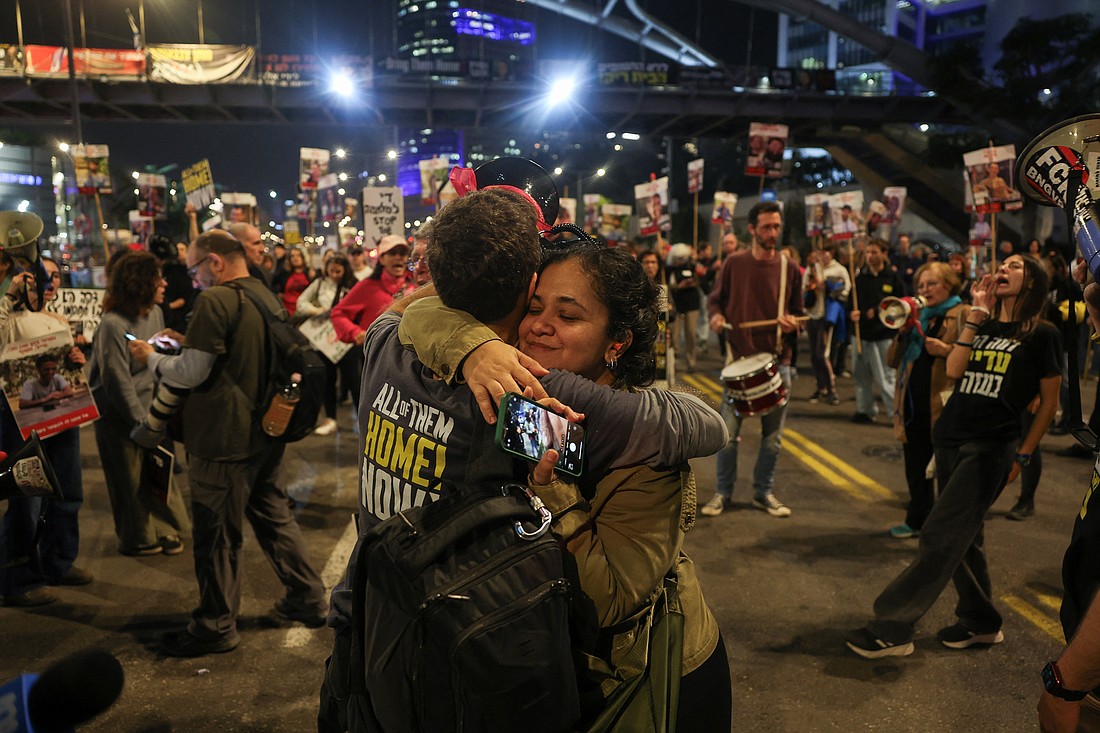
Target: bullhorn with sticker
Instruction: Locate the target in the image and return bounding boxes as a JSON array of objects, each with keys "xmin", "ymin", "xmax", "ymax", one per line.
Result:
[{"xmin": 1016, "ymin": 114, "xmax": 1100, "ymax": 278}]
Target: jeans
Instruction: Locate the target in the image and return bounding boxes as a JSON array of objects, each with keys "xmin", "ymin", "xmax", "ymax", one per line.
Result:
[
  {"xmin": 716, "ymin": 365, "xmax": 791, "ymax": 501},
  {"xmin": 869, "ymin": 441, "xmax": 1014, "ymax": 643},
  {"xmin": 852, "ymin": 338, "xmax": 896, "ymax": 417}
]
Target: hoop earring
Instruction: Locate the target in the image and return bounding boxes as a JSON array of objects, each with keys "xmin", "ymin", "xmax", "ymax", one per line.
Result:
[{"xmin": 606, "ymin": 357, "xmax": 618, "ymax": 371}]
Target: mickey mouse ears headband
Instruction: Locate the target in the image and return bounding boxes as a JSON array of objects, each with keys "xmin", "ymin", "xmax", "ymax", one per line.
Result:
[{"xmin": 448, "ymin": 157, "xmax": 560, "ymax": 232}]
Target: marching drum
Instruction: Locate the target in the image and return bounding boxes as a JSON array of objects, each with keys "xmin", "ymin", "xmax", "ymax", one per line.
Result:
[{"xmin": 720, "ymin": 353, "xmax": 788, "ymax": 417}]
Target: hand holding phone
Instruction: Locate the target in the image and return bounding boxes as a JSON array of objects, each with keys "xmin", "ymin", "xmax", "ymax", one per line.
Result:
[{"xmin": 495, "ymin": 392, "xmax": 585, "ymax": 477}]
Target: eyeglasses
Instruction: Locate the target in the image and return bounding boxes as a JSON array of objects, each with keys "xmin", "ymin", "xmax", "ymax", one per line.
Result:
[
  {"xmin": 187, "ymin": 255, "xmax": 210, "ymax": 279},
  {"xmin": 406, "ymin": 257, "xmax": 428, "ymax": 271}
]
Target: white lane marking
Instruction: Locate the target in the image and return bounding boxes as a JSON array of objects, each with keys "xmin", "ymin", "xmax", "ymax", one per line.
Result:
[{"xmin": 284, "ymin": 516, "xmax": 358, "ymax": 648}]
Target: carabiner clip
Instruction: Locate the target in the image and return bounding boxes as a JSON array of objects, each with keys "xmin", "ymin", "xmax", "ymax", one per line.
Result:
[{"xmin": 505, "ymin": 484, "xmax": 553, "ymax": 541}]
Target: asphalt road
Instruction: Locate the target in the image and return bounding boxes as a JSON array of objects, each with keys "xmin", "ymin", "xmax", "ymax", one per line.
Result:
[{"xmin": 0, "ymin": 340, "xmax": 1091, "ymax": 732}]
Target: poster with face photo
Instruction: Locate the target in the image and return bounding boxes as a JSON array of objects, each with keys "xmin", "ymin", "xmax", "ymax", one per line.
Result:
[
  {"xmin": 804, "ymin": 193, "xmax": 831, "ymax": 238},
  {"xmin": 300, "ymin": 147, "xmax": 330, "ymax": 190},
  {"xmin": 881, "ymin": 186, "xmax": 907, "ymax": 225},
  {"xmin": 137, "ymin": 173, "xmax": 168, "ymax": 221},
  {"xmin": 634, "ymin": 177, "xmax": 669, "ymax": 238},
  {"xmin": 317, "ymin": 173, "xmax": 340, "ymax": 222},
  {"xmin": 963, "ymin": 144, "xmax": 1022, "ymax": 214},
  {"xmin": 129, "ymin": 210, "xmax": 151, "ymax": 242},
  {"xmin": 583, "ymin": 194, "xmax": 602, "ymax": 232},
  {"xmin": 72, "ymin": 144, "xmax": 112, "ymax": 196},
  {"xmin": 600, "ymin": 203, "xmax": 631, "ymax": 244},
  {"xmin": 827, "ymin": 191, "xmax": 864, "ymax": 240},
  {"xmin": 687, "ymin": 158, "xmax": 704, "ymax": 195},
  {"xmin": 419, "ymin": 157, "xmax": 451, "ymax": 207},
  {"xmin": 0, "ymin": 324, "xmax": 98, "ymax": 440},
  {"xmin": 745, "ymin": 122, "xmax": 788, "ymax": 179},
  {"xmin": 222, "ymin": 192, "xmax": 256, "ymax": 225},
  {"xmin": 711, "ymin": 191, "xmax": 737, "ymax": 231}
]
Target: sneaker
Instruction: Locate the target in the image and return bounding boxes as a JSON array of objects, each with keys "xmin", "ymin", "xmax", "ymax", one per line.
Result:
[
  {"xmin": 160, "ymin": 535, "xmax": 186, "ymax": 555},
  {"xmin": 825, "ymin": 391, "xmax": 840, "ymax": 406},
  {"xmin": 273, "ymin": 598, "xmax": 327, "ymax": 628},
  {"xmin": 851, "ymin": 413, "xmax": 873, "ymax": 424},
  {"xmin": 160, "ymin": 629, "xmax": 239, "ymax": 657},
  {"xmin": 49, "ymin": 566, "xmax": 93, "ymax": 586},
  {"xmin": 937, "ymin": 623, "xmax": 1004, "ymax": 649},
  {"xmin": 845, "ymin": 627, "xmax": 914, "ymax": 659},
  {"xmin": 752, "ymin": 494, "xmax": 792, "ymax": 518},
  {"xmin": 840, "ymin": 370, "xmax": 852, "ymax": 379},
  {"xmin": 890, "ymin": 523, "xmax": 919, "ymax": 539},
  {"xmin": 808, "ymin": 390, "xmax": 824, "ymax": 404},
  {"xmin": 120, "ymin": 543, "xmax": 163, "ymax": 556},
  {"xmin": 1, "ymin": 588, "xmax": 57, "ymax": 608},
  {"xmin": 313, "ymin": 418, "xmax": 337, "ymax": 436},
  {"xmin": 700, "ymin": 494, "xmax": 730, "ymax": 517},
  {"xmin": 1006, "ymin": 502, "xmax": 1034, "ymax": 521}
]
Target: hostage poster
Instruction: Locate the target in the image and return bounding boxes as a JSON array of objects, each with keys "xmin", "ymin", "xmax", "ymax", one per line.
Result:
[{"xmin": 0, "ymin": 321, "xmax": 98, "ymax": 440}]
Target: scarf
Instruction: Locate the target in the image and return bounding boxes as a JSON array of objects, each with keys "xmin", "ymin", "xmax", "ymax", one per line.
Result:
[{"xmin": 901, "ymin": 294, "xmax": 962, "ymax": 370}]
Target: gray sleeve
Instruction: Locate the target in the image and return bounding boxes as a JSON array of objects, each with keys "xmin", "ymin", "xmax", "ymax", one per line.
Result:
[
  {"xmin": 94, "ymin": 316, "xmax": 147, "ymax": 424},
  {"xmin": 147, "ymin": 348, "xmax": 218, "ymax": 389},
  {"xmin": 542, "ymin": 370, "xmax": 728, "ymax": 473}
]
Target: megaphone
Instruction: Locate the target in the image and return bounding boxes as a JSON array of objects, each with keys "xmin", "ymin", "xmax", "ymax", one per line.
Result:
[
  {"xmin": 0, "ymin": 210, "xmax": 47, "ymax": 311},
  {"xmin": 1016, "ymin": 114, "xmax": 1100, "ymax": 278},
  {"xmin": 0, "ymin": 432, "xmax": 62, "ymax": 502},
  {"xmin": 879, "ymin": 295, "xmax": 926, "ymax": 330}
]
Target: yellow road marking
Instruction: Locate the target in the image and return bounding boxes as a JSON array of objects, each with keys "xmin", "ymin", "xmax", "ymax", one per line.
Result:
[
  {"xmin": 782, "ymin": 440, "xmax": 870, "ymax": 502},
  {"xmin": 688, "ymin": 373, "xmax": 895, "ymax": 503},
  {"xmin": 785, "ymin": 429, "xmax": 894, "ymax": 500},
  {"xmin": 1031, "ymin": 589, "xmax": 1062, "ymax": 613},
  {"xmin": 1002, "ymin": 594, "xmax": 1064, "ymax": 642}
]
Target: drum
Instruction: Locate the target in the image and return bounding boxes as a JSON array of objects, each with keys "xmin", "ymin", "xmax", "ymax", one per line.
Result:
[{"xmin": 720, "ymin": 353, "xmax": 788, "ymax": 417}]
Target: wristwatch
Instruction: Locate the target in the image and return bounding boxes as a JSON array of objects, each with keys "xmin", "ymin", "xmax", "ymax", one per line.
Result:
[
  {"xmin": 1042, "ymin": 661, "xmax": 1090, "ymax": 701},
  {"xmin": 1014, "ymin": 453, "xmax": 1032, "ymax": 467}
]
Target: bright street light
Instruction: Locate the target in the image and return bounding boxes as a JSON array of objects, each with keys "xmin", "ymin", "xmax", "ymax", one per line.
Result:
[
  {"xmin": 335, "ymin": 148, "xmax": 347, "ymax": 158},
  {"xmin": 553, "ymin": 167, "xmax": 563, "ymax": 176},
  {"xmin": 131, "ymin": 171, "xmax": 140, "ymax": 179},
  {"xmin": 378, "ymin": 173, "xmax": 387, "ymax": 182},
  {"xmin": 338, "ymin": 172, "xmax": 348, "ymax": 182},
  {"xmin": 387, "ymin": 150, "xmax": 397, "ymax": 160},
  {"xmin": 329, "ymin": 70, "xmax": 355, "ymax": 98},
  {"xmin": 621, "ymin": 132, "xmax": 640, "ymax": 141},
  {"xmin": 269, "ymin": 190, "xmax": 278, "ymax": 198},
  {"xmin": 58, "ymin": 142, "xmax": 70, "ymax": 152},
  {"xmin": 596, "ymin": 168, "xmax": 606, "ymax": 177}
]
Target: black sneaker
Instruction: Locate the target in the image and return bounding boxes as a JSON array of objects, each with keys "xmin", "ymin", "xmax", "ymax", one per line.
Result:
[
  {"xmin": 160, "ymin": 630, "xmax": 239, "ymax": 657},
  {"xmin": 844, "ymin": 627, "xmax": 914, "ymax": 659},
  {"xmin": 1006, "ymin": 502, "xmax": 1034, "ymax": 521},
  {"xmin": 808, "ymin": 390, "xmax": 824, "ymax": 404},
  {"xmin": 825, "ymin": 391, "xmax": 840, "ymax": 406},
  {"xmin": 273, "ymin": 599, "xmax": 327, "ymax": 628},
  {"xmin": 937, "ymin": 623, "xmax": 1004, "ymax": 649},
  {"xmin": 851, "ymin": 413, "xmax": 873, "ymax": 424}
]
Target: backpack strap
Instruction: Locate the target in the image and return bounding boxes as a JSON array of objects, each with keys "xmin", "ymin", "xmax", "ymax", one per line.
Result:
[{"xmin": 226, "ymin": 281, "xmax": 278, "ymax": 404}]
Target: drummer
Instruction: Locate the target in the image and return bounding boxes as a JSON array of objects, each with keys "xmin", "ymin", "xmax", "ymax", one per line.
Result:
[{"xmin": 702, "ymin": 201, "xmax": 806, "ymax": 518}]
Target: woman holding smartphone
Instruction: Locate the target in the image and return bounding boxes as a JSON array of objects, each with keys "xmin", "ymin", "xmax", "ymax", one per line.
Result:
[
  {"xmin": 89, "ymin": 251, "xmax": 190, "ymax": 556},
  {"xmin": 402, "ymin": 243, "xmax": 731, "ymax": 731}
]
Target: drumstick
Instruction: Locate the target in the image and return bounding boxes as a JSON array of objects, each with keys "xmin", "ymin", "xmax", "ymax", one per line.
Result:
[
  {"xmin": 848, "ymin": 239, "xmax": 862, "ymax": 355},
  {"xmin": 776, "ymin": 253, "xmax": 788, "ymax": 348},
  {"xmin": 737, "ymin": 316, "xmax": 811, "ymax": 329}
]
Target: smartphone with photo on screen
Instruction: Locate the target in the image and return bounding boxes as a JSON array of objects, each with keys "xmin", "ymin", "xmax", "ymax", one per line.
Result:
[{"xmin": 494, "ymin": 392, "xmax": 585, "ymax": 477}]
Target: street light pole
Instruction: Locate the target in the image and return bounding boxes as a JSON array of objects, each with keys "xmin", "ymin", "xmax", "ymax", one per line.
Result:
[{"xmin": 61, "ymin": 0, "xmax": 83, "ymax": 145}]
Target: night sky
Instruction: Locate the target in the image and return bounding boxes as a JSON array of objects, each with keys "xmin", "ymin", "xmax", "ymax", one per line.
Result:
[{"xmin": 0, "ymin": 1, "xmax": 777, "ymax": 227}]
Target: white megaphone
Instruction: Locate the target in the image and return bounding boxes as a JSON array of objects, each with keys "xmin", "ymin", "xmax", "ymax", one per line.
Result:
[
  {"xmin": 879, "ymin": 295, "xmax": 926, "ymax": 330},
  {"xmin": 0, "ymin": 210, "xmax": 48, "ymax": 311},
  {"xmin": 1016, "ymin": 114, "xmax": 1100, "ymax": 279},
  {"xmin": 0, "ymin": 432, "xmax": 62, "ymax": 502}
]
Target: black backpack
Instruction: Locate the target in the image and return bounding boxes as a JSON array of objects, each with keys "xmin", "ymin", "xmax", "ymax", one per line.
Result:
[
  {"xmin": 229, "ymin": 282, "xmax": 326, "ymax": 443},
  {"xmin": 348, "ymin": 482, "xmax": 581, "ymax": 733}
]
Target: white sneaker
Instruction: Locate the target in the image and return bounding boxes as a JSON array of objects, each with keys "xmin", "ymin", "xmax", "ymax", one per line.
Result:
[
  {"xmin": 313, "ymin": 418, "xmax": 337, "ymax": 436},
  {"xmin": 752, "ymin": 494, "xmax": 792, "ymax": 518},
  {"xmin": 700, "ymin": 494, "xmax": 729, "ymax": 517}
]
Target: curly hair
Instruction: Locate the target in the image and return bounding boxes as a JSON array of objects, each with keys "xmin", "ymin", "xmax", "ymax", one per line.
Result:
[
  {"xmin": 103, "ymin": 250, "xmax": 162, "ymax": 320},
  {"xmin": 429, "ymin": 188, "xmax": 542, "ymax": 323},
  {"xmin": 540, "ymin": 244, "xmax": 659, "ymax": 389}
]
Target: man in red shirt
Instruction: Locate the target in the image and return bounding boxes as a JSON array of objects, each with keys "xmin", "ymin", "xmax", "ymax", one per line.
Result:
[{"xmin": 702, "ymin": 201, "xmax": 804, "ymax": 518}]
